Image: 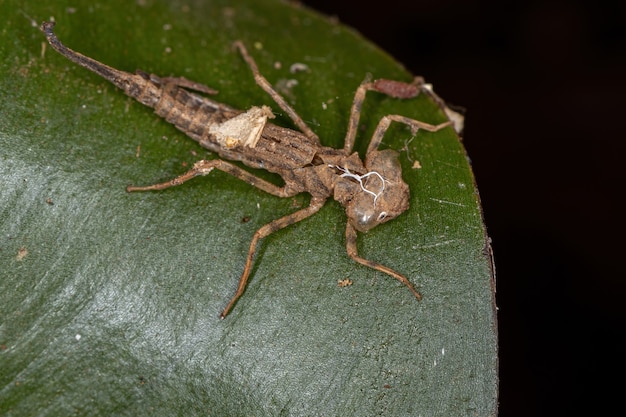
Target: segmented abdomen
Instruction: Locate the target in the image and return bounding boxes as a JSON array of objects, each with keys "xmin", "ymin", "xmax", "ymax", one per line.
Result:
[
  {"xmin": 127, "ymin": 73, "xmax": 321, "ymax": 176},
  {"xmin": 126, "ymin": 73, "xmax": 240, "ymax": 143}
]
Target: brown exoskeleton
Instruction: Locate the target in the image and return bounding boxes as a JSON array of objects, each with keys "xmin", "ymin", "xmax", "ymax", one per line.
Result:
[{"xmin": 41, "ymin": 22, "xmax": 452, "ymax": 318}]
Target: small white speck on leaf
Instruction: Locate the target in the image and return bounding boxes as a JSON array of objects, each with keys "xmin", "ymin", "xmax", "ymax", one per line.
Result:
[{"xmin": 289, "ymin": 62, "xmax": 309, "ymax": 73}]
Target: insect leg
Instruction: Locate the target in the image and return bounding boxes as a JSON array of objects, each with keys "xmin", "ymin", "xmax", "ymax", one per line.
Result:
[
  {"xmin": 232, "ymin": 41, "xmax": 320, "ymax": 144},
  {"xmin": 220, "ymin": 197, "xmax": 327, "ymax": 318},
  {"xmin": 159, "ymin": 75, "xmax": 219, "ymax": 95},
  {"xmin": 342, "ymin": 76, "xmax": 373, "ymax": 154},
  {"xmin": 126, "ymin": 159, "xmax": 295, "ymax": 198},
  {"xmin": 343, "ymin": 77, "xmax": 448, "ymax": 154},
  {"xmin": 366, "ymin": 115, "xmax": 451, "ymax": 155},
  {"xmin": 345, "ymin": 222, "xmax": 423, "ymax": 301}
]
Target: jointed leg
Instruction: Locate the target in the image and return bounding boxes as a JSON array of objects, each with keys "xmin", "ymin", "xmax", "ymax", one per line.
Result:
[
  {"xmin": 220, "ymin": 197, "xmax": 327, "ymax": 318},
  {"xmin": 366, "ymin": 115, "xmax": 451, "ymax": 155},
  {"xmin": 160, "ymin": 76, "xmax": 219, "ymax": 95},
  {"xmin": 343, "ymin": 77, "xmax": 369, "ymax": 154},
  {"xmin": 233, "ymin": 41, "xmax": 320, "ymax": 144},
  {"xmin": 126, "ymin": 159, "xmax": 294, "ymax": 198},
  {"xmin": 343, "ymin": 76, "xmax": 449, "ymax": 154},
  {"xmin": 345, "ymin": 222, "xmax": 422, "ymax": 301},
  {"xmin": 134, "ymin": 69, "xmax": 219, "ymax": 95}
]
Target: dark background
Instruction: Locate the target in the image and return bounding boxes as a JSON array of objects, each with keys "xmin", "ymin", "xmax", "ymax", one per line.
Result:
[{"xmin": 302, "ymin": 1, "xmax": 625, "ymax": 415}]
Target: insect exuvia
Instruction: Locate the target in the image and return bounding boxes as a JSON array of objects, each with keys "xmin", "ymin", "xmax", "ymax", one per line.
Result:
[{"xmin": 40, "ymin": 21, "xmax": 452, "ymax": 318}]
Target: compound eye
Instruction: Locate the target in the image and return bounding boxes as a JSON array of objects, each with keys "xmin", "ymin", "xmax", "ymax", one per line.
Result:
[{"xmin": 377, "ymin": 211, "xmax": 388, "ymax": 222}]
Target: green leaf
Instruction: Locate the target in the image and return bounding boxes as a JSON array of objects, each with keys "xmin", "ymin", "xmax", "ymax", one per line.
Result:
[{"xmin": 0, "ymin": 0, "xmax": 497, "ymax": 415}]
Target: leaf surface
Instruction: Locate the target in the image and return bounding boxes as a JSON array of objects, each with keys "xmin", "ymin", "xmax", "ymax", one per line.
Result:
[{"xmin": 0, "ymin": 1, "xmax": 497, "ymax": 415}]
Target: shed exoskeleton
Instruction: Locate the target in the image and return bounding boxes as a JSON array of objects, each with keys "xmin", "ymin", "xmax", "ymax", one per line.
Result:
[{"xmin": 41, "ymin": 21, "xmax": 451, "ymax": 318}]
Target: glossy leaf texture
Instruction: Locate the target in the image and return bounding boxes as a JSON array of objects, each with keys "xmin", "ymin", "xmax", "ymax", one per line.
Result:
[{"xmin": 0, "ymin": 0, "xmax": 497, "ymax": 415}]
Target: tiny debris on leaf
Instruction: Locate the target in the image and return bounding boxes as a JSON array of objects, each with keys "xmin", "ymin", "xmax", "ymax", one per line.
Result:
[
  {"xmin": 16, "ymin": 247, "xmax": 28, "ymax": 261},
  {"xmin": 289, "ymin": 62, "xmax": 309, "ymax": 73},
  {"xmin": 338, "ymin": 278, "xmax": 353, "ymax": 287}
]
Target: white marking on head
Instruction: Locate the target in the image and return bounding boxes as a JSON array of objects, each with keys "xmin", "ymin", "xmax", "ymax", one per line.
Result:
[{"xmin": 329, "ymin": 165, "xmax": 388, "ymax": 205}]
